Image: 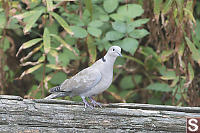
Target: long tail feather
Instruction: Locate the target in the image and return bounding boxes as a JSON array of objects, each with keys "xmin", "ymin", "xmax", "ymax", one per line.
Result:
[{"xmin": 44, "ymin": 92, "xmax": 68, "ymax": 99}]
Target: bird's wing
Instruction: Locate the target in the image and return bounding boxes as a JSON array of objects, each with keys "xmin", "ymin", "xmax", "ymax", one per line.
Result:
[{"xmin": 60, "ymin": 68, "xmax": 102, "ymax": 95}]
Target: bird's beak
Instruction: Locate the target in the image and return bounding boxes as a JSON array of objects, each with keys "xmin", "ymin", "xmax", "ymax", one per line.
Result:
[{"xmin": 118, "ymin": 52, "xmax": 122, "ymax": 57}]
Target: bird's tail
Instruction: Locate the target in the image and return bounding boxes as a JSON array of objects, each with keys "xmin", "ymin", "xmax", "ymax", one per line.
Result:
[
  {"xmin": 49, "ymin": 85, "xmax": 61, "ymax": 93},
  {"xmin": 44, "ymin": 92, "xmax": 68, "ymax": 99},
  {"xmin": 44, "ymin": 85, "xmax": 68, "ymax": 99},
  {"xmin": 44, "ymin": 93, "xmax": 59, "ymax": 99}
]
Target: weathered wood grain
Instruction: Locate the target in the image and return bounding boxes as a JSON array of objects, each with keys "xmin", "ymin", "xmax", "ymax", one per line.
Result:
[{"xmin": 0, "ymin": 95, "xmax": 199, "ymax": 133}]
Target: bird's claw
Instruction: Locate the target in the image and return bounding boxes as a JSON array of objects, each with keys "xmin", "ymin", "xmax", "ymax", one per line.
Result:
[
  {"xmin": 89, "ymin": 97, "xmax": 102, "ymax": 108},
  {"xmin": 91, "ymin": 100, "xmax": 102, "ymax": 108},
  {"xmin": 81, "ymin": 96, "xmax": 102, "ymax": 109},
  {"xmin": 83, "ymin": 101, "xmax": 93, "ymax": 109},
  {"xmin": 81, "ymin": 96, "xmax": 93, "ymax": 109}
]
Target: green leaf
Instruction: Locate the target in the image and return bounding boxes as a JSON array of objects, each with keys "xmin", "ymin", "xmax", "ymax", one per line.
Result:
[
  {"xmin": 120, "ymin": 76, "xmax": 134, "ymax": 89},
  {"xmin": 129, "ymin": 29, "xmax": 149, "ymax": 39},
  {"xmin": 47, "ymin": 54, "xmax": 56, "ymax": 65},
  {"xmin": 112, "ymin": 21, "xmax": 126, "ymax": 33},
  {"xmin": 3, "ymin": 65, "xmax": 9, "ymax": 71},
  {"xmin": 162, "ymin": 0, "xmax": 173, "ymax": 14},
  {"xmin": 195, "ymin": 20, "xmax": 200, "ymax": 41},
  {"xmin": 82, "ymin": 9, "xmax": 91, "ymax": 25},
  {"xmin": 92, "ymin": 5, "xmax": 108, "ymax": 21},
  {"xmin": 50, "ymin": 12, "xmax": 73, "ymax": 35},
  {"xmin": 103, "ymin": 0, "xmax": 118, "ymax": 13},
  {"xmin": 123, "ymin": 54, "xmax": 144, "ymax": 66},
  {"xmin": 110, "ymin": 13, "xmax": 125, "ymax": 21},
  {"xmin": 59, "ymin": 48, "xmax": 78, "ymax": 67},
  {"xmin": 84, "ymin": 0, "xmax": 93, "ymax": 19},
  {"xmin": 38, "ymin": 56, "xmax": 45, "ymax": 63},
  {"xmin": 28, "ymin": 85, "xmax": 41, "ymax": 99},
  {"xmin": 186, "ymin": 0, "xmax": 193, "ymax": 13},
  {"xmin": 26, "ymin": 1, "xmax": 40, "ymax": 9},
  {"xmin": 178, "ymin": 43, "xmax": 185, "ymax": 57},
  {"xmin": 140, "ymin": 46, "xmax": 159, "ymax": 59},
  {"xmin": 105, "ymin": 31, "xmax": 124, "ymax": 41},
  {"xmin": 126, "ymin": 19, "xmax": 149, "ymax": 33},
  {"xmin": 134, "ymin": 75, "xmax": 142, "ymax": 85},
  {"xmin": 48, "ymin": 50, "xmax": 58, "ymax": 64},
  {"xmin": 87, "ymin": 27, "xmax": 102, "ymax": 37},
  {"xmin": 19, "ymin": 64, "xmax": 43, "ymax": 79},
  {"xmin": 43, "ymin": 28, "xmax": 51, "ymax": 54},
  {"xmin": 46, "ymin": 64, "xmax": 62, "ymax": 70},
  {"xmin": 159, "ymin": 66, "xmax": 177, "ymax": 80},
  {"xmin": 153, "ymin": 0, "xmax": 162, "ymax": 15},
  {"xmin": 32, "ymin": 65, "xmax": 50, "ymax": 82},
  {"xmin": 13, "ymin": 10, "xmax": 40, "ymax": 20},
  {"xmin": 24, "ymin": 9, "xmax": 44, "ymax": 33},
  {"xmin": 120, "ymin": 38, "xmax": 139, "ymax": 55},
  {"xmin": 46, "ymin": 0, "xmax": 53, "ymax": 12},
  {"xmin": 50, "ymin": 34, "xmax": 78, "ymax": 56},
  {"xmin": 65, "ymin": 14, "xmax": 84, "ymax": 27},
  {"xmin": 117, "ymin": 4, "xmax": 144, "ymax": 19},
  {"xmin": 119, "ymin": 90, "xmax": 130, "ymax": 98},
  {"xmin": 64, "ymin": 35, "xmax": 77, "ymax": 46},
  {"xmin": 87, "ymin": 35, "xmax": 96, "ymax": 64},
  {"xmin": 20, "ymin": 38, "xmax": 42, "ymax": 49},
  {"xmin": 16, "ymin": 38, "xmax": 42, "ymax": 56},
  {"xmin": 7, "ymin": 18, "xmax": 21, "ymax": 29},
  {"xmin": 183, "ymin": 8, "xmax": 196, "ymax": 24},
  {"xmin": 46, "ymin": 21, "xmax": 59, "ymax": 35},
  {"xmin": 115, "ymin": 56, "xmax": 126, "ymax": 65},
  {"xmin": 188, "ymin": 63, "xmax": 194, "ymax": 83},
  {"xmin": 88, "ymin": 20, "xmax": 103, "ymax": 27},
  {"xmin": 108, "ymin": 85, "xmax": 118, "ymax": 93},
  {"xmin": 58, "ymin": 53, "xmax": 69, "ymax": 67},
  {"xmin": 185, "ymin": 36, "xmax": 200, "ymax": 64},
  {"xmin": 3, "ymin": 37, "xmax": 10, "ymax": 52},
  {"xmin": 171, "ymin": 77, "xmax": 179, "ymax": 87},
  {"xmin": 70, "ymin": 26, "xmax": 88, "ymax": 38},
  {"xmin": 50, "ymin": 72, "xmax": 67, "ymax": 85},
  {"xmin": 49, "ymin": 49, "xmax": 58, "ymax": 57},
  {"xmin": 145, "ymin": 83, "xmax": 173, "ymax": 92},
  {"xmin": 159, "ymin": 49, "xmax": 174, "ymax": 62},
  {"xmin": 0, "ymin": 12, "xmax": 6, "ymax": 28},
  {"xmin": 99, "ymin": 15, "xmax": 109, "ymax": 22}
]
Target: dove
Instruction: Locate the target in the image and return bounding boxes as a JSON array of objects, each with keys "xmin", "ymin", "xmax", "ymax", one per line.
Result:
[{"xmin": 44, "ymin": 46, "xmax": 122, "ymax": 108}]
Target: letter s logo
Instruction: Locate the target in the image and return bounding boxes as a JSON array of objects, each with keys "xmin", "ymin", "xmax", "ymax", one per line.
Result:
[{"xmin": 188, "ymin": 118, "xmax": 198, "ymax": 132}]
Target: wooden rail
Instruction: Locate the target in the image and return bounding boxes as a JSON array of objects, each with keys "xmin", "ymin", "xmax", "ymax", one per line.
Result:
[{"xmin": 0, "ymin": 95, "xmax": 199, "ymax": 132}]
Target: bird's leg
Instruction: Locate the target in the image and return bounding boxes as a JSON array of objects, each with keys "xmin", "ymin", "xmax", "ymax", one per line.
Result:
[
  {"xmin": 81, "ymin": 96, "xmax": 93, "ymax": 109},
  {"xmin": 89, "ymin": 96, "xmax": 102, "ymax": 108}
]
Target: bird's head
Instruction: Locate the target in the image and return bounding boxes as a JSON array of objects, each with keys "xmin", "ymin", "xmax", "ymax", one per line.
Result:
[{"xmin": 107, "ymin": 46, "xmax": 122, "ymax": 58}]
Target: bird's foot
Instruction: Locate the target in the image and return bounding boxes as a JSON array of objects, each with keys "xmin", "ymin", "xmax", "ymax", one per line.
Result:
[
  {"xmin": 81, "ymin": 96, "xmax": 93, "ymax": 109},
  {"xmin": 89, "ymin": 97, "xmax": 102, "ymax": 108},
  {"xmin": 83, "ymin": 101, "xmax": 93, "ymax": 109}
]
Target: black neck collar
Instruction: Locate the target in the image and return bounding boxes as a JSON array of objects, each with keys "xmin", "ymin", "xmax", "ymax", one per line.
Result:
[{"xmin": 102, "ymin": 56, "xmax": 106, "ymax": 62}]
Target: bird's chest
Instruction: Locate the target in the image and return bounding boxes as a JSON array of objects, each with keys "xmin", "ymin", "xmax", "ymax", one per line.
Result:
[
  {"xmin": 82, "ymin": 61, "xmax": 114, "ymax": 96},
  {"xmin": 91, "ymin": 70, "xmax": 113, "ymax": 95},
  {"xmin": 101, "ymin": 71, "xmax": 113, "ymax": 87}
]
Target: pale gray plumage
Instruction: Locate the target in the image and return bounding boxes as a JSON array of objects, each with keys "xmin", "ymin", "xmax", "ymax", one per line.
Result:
[{"xmin": 44, "ymin": 46, "xmax": 122, "ymax": 108}]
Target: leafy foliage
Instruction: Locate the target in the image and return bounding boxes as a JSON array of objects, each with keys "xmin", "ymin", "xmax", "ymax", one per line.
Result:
[{"xmin": 0, "ymin": 0, "xmax": 199, "ymax": 106}]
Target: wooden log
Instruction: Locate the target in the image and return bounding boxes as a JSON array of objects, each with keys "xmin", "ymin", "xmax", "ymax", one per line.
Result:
[{"xmin": 0, "ymin": 95, "xmax": 199, "ymax": 133}]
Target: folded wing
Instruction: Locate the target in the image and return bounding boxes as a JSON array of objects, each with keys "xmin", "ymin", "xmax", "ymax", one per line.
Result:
[{"xmin": 60, "ymin": 68, "xmax": 102, "ymax": 96}]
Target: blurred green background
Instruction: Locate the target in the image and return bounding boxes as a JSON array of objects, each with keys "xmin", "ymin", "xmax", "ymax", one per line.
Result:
[{"xmin": 0, "ymin": 0, "xmax": 199, "ymax": 106}]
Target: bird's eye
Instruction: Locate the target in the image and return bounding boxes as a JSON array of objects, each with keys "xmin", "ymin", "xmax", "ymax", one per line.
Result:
[{"xmin": 113, "ymin": 49, "xmax": 115, "ymax": 51}]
